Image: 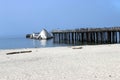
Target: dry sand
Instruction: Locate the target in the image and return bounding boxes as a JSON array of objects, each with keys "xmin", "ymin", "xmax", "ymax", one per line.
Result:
[{"xmin": 0, "ymin": 44, "xmax": 120, "ymax": 80}]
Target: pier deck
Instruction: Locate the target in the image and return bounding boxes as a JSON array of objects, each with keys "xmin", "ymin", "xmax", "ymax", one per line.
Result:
[{"xmin": 52, "ymin": 27, "xmax": 120, "ymax": 45}]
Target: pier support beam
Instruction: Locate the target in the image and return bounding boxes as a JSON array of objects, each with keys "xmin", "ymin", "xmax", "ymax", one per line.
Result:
[
  {"xmin": 119, "ymin": 32, "xmax": 120, "ymax": 43},
  {"xmin": 52, "ymin": 27, "xmax": 120, "ymax": 45}
]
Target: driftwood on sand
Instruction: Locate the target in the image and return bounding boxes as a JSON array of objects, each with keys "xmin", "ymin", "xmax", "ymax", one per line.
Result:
[
  {"xmin": 72, "ymin": 47, "xmax": 83, "ymax": 49},
  {"xmin": 6, "ymin": 50, "xmax": 32, "ymax": 55}
]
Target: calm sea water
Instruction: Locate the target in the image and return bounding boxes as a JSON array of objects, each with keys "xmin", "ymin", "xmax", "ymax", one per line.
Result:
[
  {"xmin": 1, "ymin": 36, "xmax": 117, "ymax": 49},
  {"xmin": 0, "ymin": 37, "xmax": 72, "ymax": 50}
]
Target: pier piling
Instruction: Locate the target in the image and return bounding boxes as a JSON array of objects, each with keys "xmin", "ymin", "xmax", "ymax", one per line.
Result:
[{"xmin": 52, "ymin": 27, "xmax": 120, "ymax": 45}]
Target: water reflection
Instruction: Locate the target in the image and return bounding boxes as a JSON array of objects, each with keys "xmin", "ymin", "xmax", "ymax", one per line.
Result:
[
  {"xmin": 32, "ymin": 39, "xmax": 39, "ymax": 48},
  {"xmin": 40, "ymin": 40, "xmax": 47, "ymax": 47},
  {"xmin": 32, "ymin": 39, "xmax": 47, "ymax": 48},
  {"xmin": 32, "ymin": 39, "xmax": 72, "ymax": 48}
]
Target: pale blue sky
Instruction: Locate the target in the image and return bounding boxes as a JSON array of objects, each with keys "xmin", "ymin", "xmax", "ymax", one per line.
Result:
[{"xmin": 0, "ymin": 0, "xmax": 120, "ymax": 37}]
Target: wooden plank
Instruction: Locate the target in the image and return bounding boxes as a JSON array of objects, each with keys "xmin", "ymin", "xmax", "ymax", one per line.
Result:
[{"xmin": 6, "ymin": 51, "xmax": 32, "ymax": 55}]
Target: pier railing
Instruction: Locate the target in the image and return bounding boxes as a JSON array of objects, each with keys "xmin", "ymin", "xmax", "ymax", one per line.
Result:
[{"xmin": 52, "ymin": 27, "xmax": 120, "ymax": 33}]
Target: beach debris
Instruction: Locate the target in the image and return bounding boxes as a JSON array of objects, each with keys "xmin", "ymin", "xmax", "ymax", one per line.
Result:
[
  {"xmin": 94, "ymin": 75, "xmax": 97, "ymax": 78},
  {"xmin": 109, "ymin": 75, "xmax": 112, "ymax": 77},
  {"xmin": 6, "ymin": 50, "xmax": 32, "ymax": 55},
  {"xmin": 72, "ymin": 47, "xmax": 83, "ymax": 49}
]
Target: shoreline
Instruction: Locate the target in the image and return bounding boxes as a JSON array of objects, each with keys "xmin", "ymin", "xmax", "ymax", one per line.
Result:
[{"xmin": 0, "ymin": 43, "xmax": 119, "ymax": 51}]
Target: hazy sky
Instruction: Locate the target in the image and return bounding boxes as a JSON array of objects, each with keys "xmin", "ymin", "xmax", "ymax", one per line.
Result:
[{"xmin": 0, "ymin": 0, "xmax": 120, "ymax": 37}]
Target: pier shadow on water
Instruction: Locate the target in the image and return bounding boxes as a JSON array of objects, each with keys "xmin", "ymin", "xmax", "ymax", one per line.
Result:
[{"xmin": 53, "ymin": 39, "xmax": 120, "ymax": 46}]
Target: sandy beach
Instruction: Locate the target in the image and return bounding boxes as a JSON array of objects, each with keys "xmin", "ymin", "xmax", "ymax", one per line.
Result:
[{"xmin": 0, "ymin": 44, "xmax": 120, "ymax": 80}]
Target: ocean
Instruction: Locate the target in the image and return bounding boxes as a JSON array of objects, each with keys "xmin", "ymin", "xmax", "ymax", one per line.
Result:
[
  {"xmin": 0, "ymin": 37, "xmax": 72, "ymax": 50},
  {"xmin": 1, "ymin": 36, "xmax": 119, "ymax": 50}
]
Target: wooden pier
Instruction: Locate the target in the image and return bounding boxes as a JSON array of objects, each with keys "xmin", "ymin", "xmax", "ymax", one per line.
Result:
[{"xmin": 52, "ymin": 27, "xmax": 120, "ymax": 45}]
